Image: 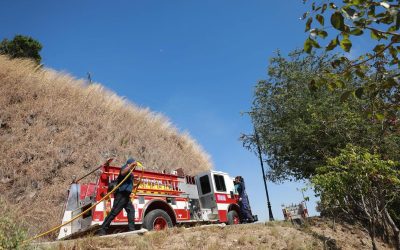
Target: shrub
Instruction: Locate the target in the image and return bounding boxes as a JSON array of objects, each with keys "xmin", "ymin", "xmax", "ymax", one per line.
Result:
[{"xmin": 0, "ymin": 204, "xmax": 28, "ymax": 249}]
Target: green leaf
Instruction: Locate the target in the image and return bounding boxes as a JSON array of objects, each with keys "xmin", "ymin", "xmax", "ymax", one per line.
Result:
[
  {"xmin": 382, "ymin": 78, "xmax": 397, "ymax": 89},
  {"xmin": 367, "ymin": 83, "xmax": 377, "ymax": 91},
  {"xmin": 388, "ymin": 25, "xmax": 397, "ymax": 32},
  {"xmin": 340, "ymin": 38, "xmax": 352, "ymax": 52},
  {"xmin": 355, "ymin": 87, "xmax": 364, "ymax": 98},
  {"xmin": 378, "ymin": 13, "xmax": 394, "ymax": 25},
  {"xmin": 355, "ymin": 69, "xmax": 365, "ymax": 78},
  {"xmin": 370, "ymin": 29, "xmax": 381, "ymax": 40},
  {"xmin": 331, "ymin": 12, "xmax": 345, "ymax": 31},
  {"xmin": 310, "ymin": 38, "xmax": 321, "ymax": 48},
  {"xmin": 343, "ymin": 7, "xmax": 356, "ymax": 18},
  {"xmin": 373, "ymin": 44, "xmax": 385, "ymax": 53},
  {"xmin": 316, "ymin": 14, "xmax": 324, "ymax": 26},
  {"xmin": 321, "ymin": 3, "xmax": 327, "ymax": 14},
  {"xmin": 318, "ymin": 30, "xmax": 328, "ymax": 39},
  {"xmin": 301, "ymin": 11, "xmax": 309, "ymax": 20},
  {"xmin": 343, "ymin": 70, "xmax": 352, "ymax": 81},
  {"xmin": 352, "ymin": 0, "xmax": 366, "ymax": 5},
  {"xmin": 389, "ymin": 58, "xmax": 399, "ymax": 66},
  {"xmin": 350, "ymin": 28, "xmax": 363, "ymax": 36},
  {"xmin": 392, "ymin": 35, "xmax": 400, "ymax": 43},
  {"xmin": 375, "ymin": 113, "xmax": 385, "ymax": 121},
  {"xmin": 335, "ymin": 80, "xmax": 345, "ymax": 88},
  {"xmin": 327, "ymin": 81, "xmax": 337, "ymax": 91},
  {"xmin": 339, "ymin": 56, "xmax": 349, "ymax": 63},
  {"xmin": 331, "ymin": 59, "xmax": 342, "ymax": 68},
  {"xmin": 376, "ymin": 12, "xmax": 388, "ymax": 19},
  {"xmin": 354, "ymin": 18, "xmax": 367, "ymax": 28},
  {"xmin": 305, "ymin": 17, "xmax": 313, "ymax": 32},
  {"xmin": 326, "ymin": 36, "xmax": 339, "ymax": 51},
  {"xmin": 340, "ymin": 90, "xmax": 352, "ymax": 102},
  {"xmin": 309, "ymin": 79, "xmax": 318, "ymax": 91},
  {"xmin": 343, "ymin": 25, "xmax": 350, "ymax": 33},
  {"xmin": 389, "ymin": 46, "xmax": 398, "ymax": 59},
  {"xmin": 304, "ymin": 38, "xmax": 313, "ymax": 53},
  {"xmin": 368, "ymin": 5, "xmax": 375, "ymax": 18}
]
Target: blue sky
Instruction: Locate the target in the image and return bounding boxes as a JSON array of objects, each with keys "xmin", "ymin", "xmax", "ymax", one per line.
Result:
[{"xmin": 2, "ymin": 1, "xmax": 321, "ymax": 221}]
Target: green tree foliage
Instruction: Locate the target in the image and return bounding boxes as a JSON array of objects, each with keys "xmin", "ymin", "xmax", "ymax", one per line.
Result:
[
  {"xmin": 312, "ymin": 145, "xmax": 400, "ymax": 249},
  {"xmin": 302, "ymin": 0, "xmax": 400, "ymax": 111},
  {"xmin": 0, "ymin": 35, "xmax": 42, "ymax": 63},
  {"xmin": 243, "ymin": 50, "xmax": 400, "ymax": 182}
]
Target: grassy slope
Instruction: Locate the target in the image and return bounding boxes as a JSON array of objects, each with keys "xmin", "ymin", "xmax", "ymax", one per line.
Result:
[
  {"xmin": 38, "ymin": 219, "xmax": 392, "ymax": 250},
  {"xmin": 0, "ymin": 56, "xmax": 212, "ymax": 237}
]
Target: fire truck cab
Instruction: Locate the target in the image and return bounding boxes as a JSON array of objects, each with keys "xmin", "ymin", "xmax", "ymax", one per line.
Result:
[
  {"xmin": 195, "ymin": 171, "xmax": 240, "ymax": 223},
  {"xmin": 57, "ymin": 165, "xmax": 256, "ymax": 240}
]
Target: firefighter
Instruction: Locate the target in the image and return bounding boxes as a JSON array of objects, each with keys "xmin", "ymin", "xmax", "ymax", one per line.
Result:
[
  {"xmin": 234, "ymin": 176, "xmax": 254, "ymax": 223},
  {"xmin": 98, "ymin": 158, "xmax": 137, "ymax": 236}
]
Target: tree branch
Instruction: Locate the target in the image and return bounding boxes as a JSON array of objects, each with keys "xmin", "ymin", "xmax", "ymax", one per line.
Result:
[
  {"xmin": 349, "ymin": 40, "xmax": 395, "ymax": 70},
  {"xmin": 363, "ymin": 26, "xmax": 400, "ymax": 37}
]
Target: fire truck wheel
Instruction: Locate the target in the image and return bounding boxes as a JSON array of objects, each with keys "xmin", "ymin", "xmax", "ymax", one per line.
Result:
[
  {"xmin": 143, "ymin": 209, "xmax": 173, "ymax": 231},
  {"xmin": 227, "ymin": 210, "xmax": 240, "ymax": 225}
]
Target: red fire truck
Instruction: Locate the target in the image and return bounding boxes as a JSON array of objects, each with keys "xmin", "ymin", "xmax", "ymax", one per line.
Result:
[{"xmin": 57, "ymin": 163, "xmax": 257, "ymax": 239}]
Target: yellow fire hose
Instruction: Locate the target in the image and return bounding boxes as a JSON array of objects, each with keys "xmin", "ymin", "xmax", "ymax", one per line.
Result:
[{"xmin": 22, "ymin": 162, "xmax": 145, "ymax": 245}]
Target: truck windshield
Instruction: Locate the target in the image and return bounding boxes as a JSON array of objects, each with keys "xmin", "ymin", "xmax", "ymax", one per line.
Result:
[
  {"xmin": 214, "ymin": 174, "xmax": 226, "ymax": 192},
  {"xmin": 200, "ymin": 175, "xmax": 211, "ymax": 194}
]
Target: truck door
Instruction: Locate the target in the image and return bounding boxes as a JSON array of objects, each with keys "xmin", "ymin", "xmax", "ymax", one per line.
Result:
[
  {"xmin": 197, "ymin": 173, "xmax": 219, "ymax": 220},
  {"xmin": 212, "ymin": 173, "xmax": 236, "ymax": 223}
]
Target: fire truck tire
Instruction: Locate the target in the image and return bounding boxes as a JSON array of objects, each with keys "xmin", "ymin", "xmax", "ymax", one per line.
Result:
[
  {"xmin": 143, "ymin": 209, "xmax": 173, "ymax": 231},
  {"xmin": 227, "ymin": 210, "xmax": 240, "ymax": 225}
]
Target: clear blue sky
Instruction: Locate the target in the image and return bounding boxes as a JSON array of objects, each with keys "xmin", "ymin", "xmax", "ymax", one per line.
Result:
[{"xmin": 2, "ymin": 1, "xmax": 320, "ymax": 221}]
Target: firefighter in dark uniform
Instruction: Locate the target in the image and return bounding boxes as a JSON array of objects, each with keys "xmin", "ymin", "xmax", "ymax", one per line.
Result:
[
  {"xmin": 98, "ymin": 158, "xmax": 137, "ymax": 235},
  {"xmin": 234, "ymin": 176, "xmax": 254, "ymax": 223}
]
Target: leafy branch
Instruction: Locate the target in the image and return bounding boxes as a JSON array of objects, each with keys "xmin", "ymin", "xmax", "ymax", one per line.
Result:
[{"xmin": 302, "ymin": 0, "xmax": 400, "ymax": 116}]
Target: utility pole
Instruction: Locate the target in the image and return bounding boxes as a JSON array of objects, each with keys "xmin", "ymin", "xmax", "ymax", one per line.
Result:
[{"xmin": 254, "ymin": 128, "xmax": 274, "ymax": 221}]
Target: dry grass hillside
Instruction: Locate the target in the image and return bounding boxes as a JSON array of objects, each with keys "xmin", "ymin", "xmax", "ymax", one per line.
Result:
[
  {"xmin": 36, "ymin": 219, "xmax": 393, "ymax": 250},
  {"xmin": 0, "ymin": 55, "xmax": 212, "ymax": 237}
]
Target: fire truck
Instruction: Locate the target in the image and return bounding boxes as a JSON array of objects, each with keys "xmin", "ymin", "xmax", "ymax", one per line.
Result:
[
  {"xmin": 282, "ymin": 202, "xmax": 308, "ymax": 225},
  {"xmin": 57, "ymin": 163, "xmax": 257, "ymax": 239}
]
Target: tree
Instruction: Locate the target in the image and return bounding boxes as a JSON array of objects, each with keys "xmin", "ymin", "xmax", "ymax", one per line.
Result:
[
  {"xmin": 302, "ymin": 0, "xmax": 400, "ymax": 113},
  {"xmin": 242, "ymin": 50, "xmax": 400, "ymax": 182},
  {"xmin": 0, "ymin": 35, "xmax": 42, "ymax": 63},
  {"xmin": 312, "ymin": 145, "xmax": 400, "ymax": 250}
]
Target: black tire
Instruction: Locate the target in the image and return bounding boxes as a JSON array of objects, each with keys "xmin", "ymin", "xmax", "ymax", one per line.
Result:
[
  {"xmin": 227, "ymin": 210, "xmax": 240, "ymax": 225},
  {"xmin": 142, "ymin": 209, "xmax": 173, "ymax": 231}
]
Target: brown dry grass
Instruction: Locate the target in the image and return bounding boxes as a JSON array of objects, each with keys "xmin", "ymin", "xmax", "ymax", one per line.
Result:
[
  {"xmin": 35, "ymin": 220, "xmax": 393, "ymax": 250},
  {"xmin": 37, "ymin": 223, "xmax": 320, "ymax": 250},
  {"xmin": 0, "ymin": 55, "xmax": 212, "ymax": 239},
  {"xmin": 305, "ymin": 217, "xmax": 393, "ymax": 250}
]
